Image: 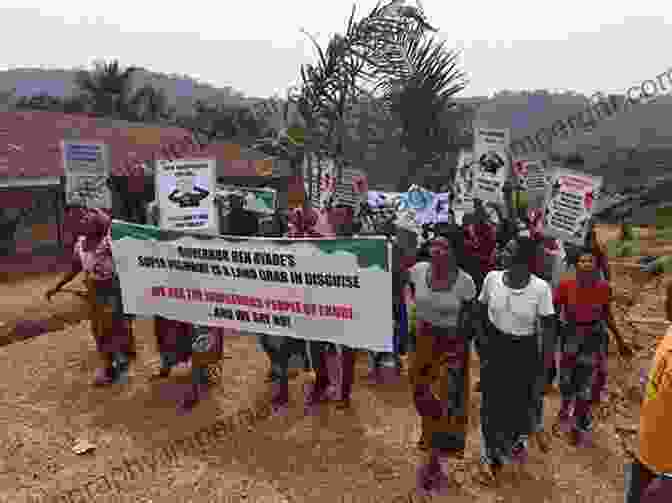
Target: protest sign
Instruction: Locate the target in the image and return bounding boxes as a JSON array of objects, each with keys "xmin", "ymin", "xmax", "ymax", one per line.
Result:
[
  {"xmin": 473, "ymin": 128, "xmax": 510, "ymax": 204},
  {"xmin": 452, "ymin": 150, "xmax": 476, "ymax": 222},
  {"xmin": 332, "ymin": 166, "xmax": 366, "ymax": 209},
  {"xmin": 305, "ymin": 155, "xmax": 336, "ymax": 209},
  {"xmin": 366, "ymin": 186, "xmax": 452, "ymax": 232},
  {"xmin": 541, "ymin": 167, "xmax": 603, "ymax": 246},
  {"xmin": 512, "ymin": 157, "xmax": 548, "ymax": 208},
  {"xmin": 110, "ymin": 220, "xmax": 393, "ymax": 352},
  {"xmin": 155, "ymin": 158, "xmax": 218, "ymax": 232},
  {"xmin": 62, "ymin": 141, "xmax": 111, "ymax": 209},
  {"xmin": 216, "ymin": 186, "xmax": 277, "ymax": 215}
]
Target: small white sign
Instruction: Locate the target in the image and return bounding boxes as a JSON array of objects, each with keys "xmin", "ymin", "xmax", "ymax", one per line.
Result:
[
  {"xmin": 473, "ymin": 128, "xmax": 510, "ymax": 204},
  {"xmin": 62, "ymin": 141, "xmax": 111, "ymax": 209},
  {"xmin": 156, "ymin": 158, "xmax": 218, "ymax": 232}
]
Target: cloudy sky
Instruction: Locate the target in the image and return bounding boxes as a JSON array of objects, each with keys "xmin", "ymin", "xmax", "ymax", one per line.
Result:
[{"xmin": 0, "ymin": 1, "xmax": 670, "ymax": 100}]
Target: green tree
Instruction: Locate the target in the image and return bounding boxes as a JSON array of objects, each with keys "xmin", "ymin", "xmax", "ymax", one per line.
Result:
[
  {"xmin": 128, "ymin": 85, "xmax": 171, "ymax": 123},
  {"xmin": 371, "ymin": 19, "xmax": 467, "ymax": 190},
  {"xmin": 74, "ymin": 60, "xmax": 139, "ymax": 119},
  {"xmin": 292, "ymin": 1, "xmax": 461, "ymax": 194}
]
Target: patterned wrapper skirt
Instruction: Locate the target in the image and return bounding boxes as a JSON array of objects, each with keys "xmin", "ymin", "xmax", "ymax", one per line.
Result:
[
  {"xmin": 154, "ymin": 319, "xmax": 226, "ymax": 368},
  {"xmin": 87, "ymin": 277, "xmax": 135, "ymax": 356},
  {"xmin": 410, "ymin": 319, "xmax": 472, "ymax": 455},
  {"xmin": 479, "ymin": 320, "xmax": 542, "ymax": 465},
  {"xmin": 558, "ymin": 320, "xmax": 608, "ymax": 432}
]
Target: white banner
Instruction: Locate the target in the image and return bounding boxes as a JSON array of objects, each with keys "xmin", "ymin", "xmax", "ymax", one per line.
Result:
[
  {"xmin": 62, "ymin": 141, "xmax": 111, "ymax": 209},
  {"xmin": 156, "ymin": 158, "xmax": 218, "ymax": 232},
  {"xmin": 542, "ymin": 167, "xmax": 603, "ymax": 246},
  {"xmin": 473, "ymin": 128, "xmax": 510, "ymax": 204},
  {"xmin": 111, "ymin": 221, "xmax": 393, "ymax": 352}
]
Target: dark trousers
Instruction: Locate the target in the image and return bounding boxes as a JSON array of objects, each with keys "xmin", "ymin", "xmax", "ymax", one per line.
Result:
[
  {"xmin": 307, "ymin": 342, "xmax": 356, "ymax": 400},
  {"xmin": 625, "ymin": 457, "xmax": 670, "ymax": 503}
]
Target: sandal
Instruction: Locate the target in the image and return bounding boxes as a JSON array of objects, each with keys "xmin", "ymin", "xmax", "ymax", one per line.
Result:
[
  {"xmin": 476, "ymin": 462, "xmax": 500, "ymax": 487},
  {"xmin": 149, "ymin": 367, "xmax": 171, "ymax": 381},
  {"xmin": 417, "ymin": 433, "xmax": 429, "ymax": 451},
  {"xmin": 534, "ymin": 430, "xmax": 552, "ymax": 453},
  {"xmin": 92, "ymin": 367, "xmax": 115, "ymax": 386}
]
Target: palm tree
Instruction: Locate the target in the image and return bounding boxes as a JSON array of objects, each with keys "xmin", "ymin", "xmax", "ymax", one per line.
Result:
[
  {"xmin": 129, "ymin": 85, "xmax": 170, "ymax": 123},
  {"xmin": 74, "ymin": 60, "xmax": 139, "ymax": 119},
  {"xmin": 293, "ymin": 1, "xmax": 452, "ymax": 196},
  {"xmin": 370, "ymin": 15, "xmax": 467, "ymax": 190}
]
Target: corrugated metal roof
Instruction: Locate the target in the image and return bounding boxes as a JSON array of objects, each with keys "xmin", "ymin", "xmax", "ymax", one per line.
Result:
[{"xmin": 0, "ymin": 111, "xmax": 279, "ymax": 179}]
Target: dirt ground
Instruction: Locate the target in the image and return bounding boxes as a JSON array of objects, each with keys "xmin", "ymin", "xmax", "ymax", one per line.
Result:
[{"xmin": 0, "ymin": 224, "xmax": 667, "ymax": 502}]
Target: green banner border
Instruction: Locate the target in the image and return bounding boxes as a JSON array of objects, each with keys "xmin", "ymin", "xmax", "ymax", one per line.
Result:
[{"xmin": 111, "ymin": 220, "xmax": 388, "ymax": 270}]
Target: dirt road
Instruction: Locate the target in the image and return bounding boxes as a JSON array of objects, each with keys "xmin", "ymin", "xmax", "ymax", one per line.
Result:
[{"xmin": 0, "ymin": 225, "xmax": 666, "ymax": 502}]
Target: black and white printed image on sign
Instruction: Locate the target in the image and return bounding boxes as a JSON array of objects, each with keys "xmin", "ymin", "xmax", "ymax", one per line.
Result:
[
  {"xmin": 61, "ymin": 141, "xmax": 111, "ymax": 209},
  {"xmin": 512, "ymin": 157, "xmax": 548, "ymax": 207},
  {"xmin": 452, "ymin": 149, "xmax": 476, "ymax": 222},
  {"xmin": 473, "ymin": 128, "xmax": 510, "ymax": 204},
  {"xmin": 156, "ymin": 158, "xmax": 217, "ymax": 232},
  {"xmin": 541, "ymin": 167, "xmax": 603, "ymax": 246}
]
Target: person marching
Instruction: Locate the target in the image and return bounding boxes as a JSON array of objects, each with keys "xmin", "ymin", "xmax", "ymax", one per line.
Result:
[
  {"xmin": 462, "ymin": 200, "xmax": 498, "ymax": 394},
  {"xmin": 623, "ymin": 281, "xmax": 672, "ymax": 502},
  {"xmin": 475, "ymin": 237, "xmax": 555, "ymax": 484},
  {"xmin": 408, "ymin": 234, "xmax": 477, "ymax": 495},
  {"xmin": 368, "ymin": 223, "xmax": 416, "ymax": 383},
  {"xmin": 328, "ymin": 206, "xmax": 361, "ymax": 408},
  {"xmin": 46, "ymin": 207, "xmax": 135, "ymax": 386},
  {"xmin": 258, "ymin": 206, "xmax": 319, "ymax": 416},
  {"xmin": 145, "ymin": 199, "xmax": 223, "ymax": 414},
  {"xmin": 583, "ymin": 224, "xmax": 633, "ymax": 405},
  {"xmin": 462, "ymin": 199, "xmax": 497, "ymax": 290},
  {"xmin": 552, "ymin": 249, "xmax": 623, "ymax": 447}
]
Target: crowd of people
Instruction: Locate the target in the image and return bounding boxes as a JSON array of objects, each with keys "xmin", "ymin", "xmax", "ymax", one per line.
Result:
[{"xmin": 43, "ymin": 194, "xmax": 672, "ymax": 501}]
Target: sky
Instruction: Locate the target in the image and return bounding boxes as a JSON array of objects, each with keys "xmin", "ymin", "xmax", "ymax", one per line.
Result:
[{"xmin": 1, "ymin": 1, "xmax": 671, "ymax": 100}]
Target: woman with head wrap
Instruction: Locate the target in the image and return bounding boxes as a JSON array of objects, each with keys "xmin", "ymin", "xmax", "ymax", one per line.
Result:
[
  {"xmin": 464, "ymin": 202, "xmax": 499, "ymax": 396},
  {"xmin": 552, "ymin": 249, "xmax": 621, "ymax": 447},
  {"xmin": 303, "ymin": 205, "xmax": 361, "ymax": 412},
  {"xmin": 45, "ymin": 207, "xmax": 135, "ymax": 386},
  {"xmin": 461, "ymin": 200, "xmax": 497, "ymax": 291},
  {"xmin": 475, "ymin": 237, "xmax": 556, "ymax": 485},
  {"xmin": 583, "ymin": 224, "xmax": 632, "ymax": 405},
  {"xmin": 407, "ymin": 234, "xmax": 477, "ymax": 495},
  {"xmin": 251, "ymin": 207, "xmax": 314, "ymax": 416}
]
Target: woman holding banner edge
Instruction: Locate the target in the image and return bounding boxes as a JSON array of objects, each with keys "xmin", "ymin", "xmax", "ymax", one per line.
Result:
[{"xmin": 45, "ymin": 206, "xmax": 136, "ymax": 386}]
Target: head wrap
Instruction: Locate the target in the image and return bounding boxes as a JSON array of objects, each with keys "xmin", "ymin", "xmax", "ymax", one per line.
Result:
[
  {"xmin": 287, "ymin": 208, "xmax": 320, "ymax": 237},
  {"xmin": 527, "ymin": 207, "xmax": 544, "ymax": 240},
  {"xmin": 79, "ymin": 208, "xmax": 111, "ymax": 239}
]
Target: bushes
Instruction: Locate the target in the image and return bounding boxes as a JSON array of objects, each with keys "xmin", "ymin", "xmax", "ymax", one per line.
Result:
[
  {"xmin": 408, "ymin": 302, "xmax": 417, "ymax": 340},
  {"xmin": 607, "ymin": 238, "xmax": 641, "ymax": 258}
]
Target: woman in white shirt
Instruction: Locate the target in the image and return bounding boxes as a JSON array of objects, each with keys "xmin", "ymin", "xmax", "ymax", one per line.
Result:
[
  {"xmin": 475, "ymin": 237, "xmax": 556, "ymax": 484},
  {"xmin": 407, "ymin": 235, "xmax": 477, "ymax": 495}
]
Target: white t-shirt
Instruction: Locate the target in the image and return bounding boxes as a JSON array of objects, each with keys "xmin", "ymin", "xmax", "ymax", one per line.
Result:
[
  {"xmin": 477, "ymin": 270, "xmax": 554, "ymax": 336},
  {"xmin": 409, "ymin": 262, "xmax": 476, "ymax": 329}
]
